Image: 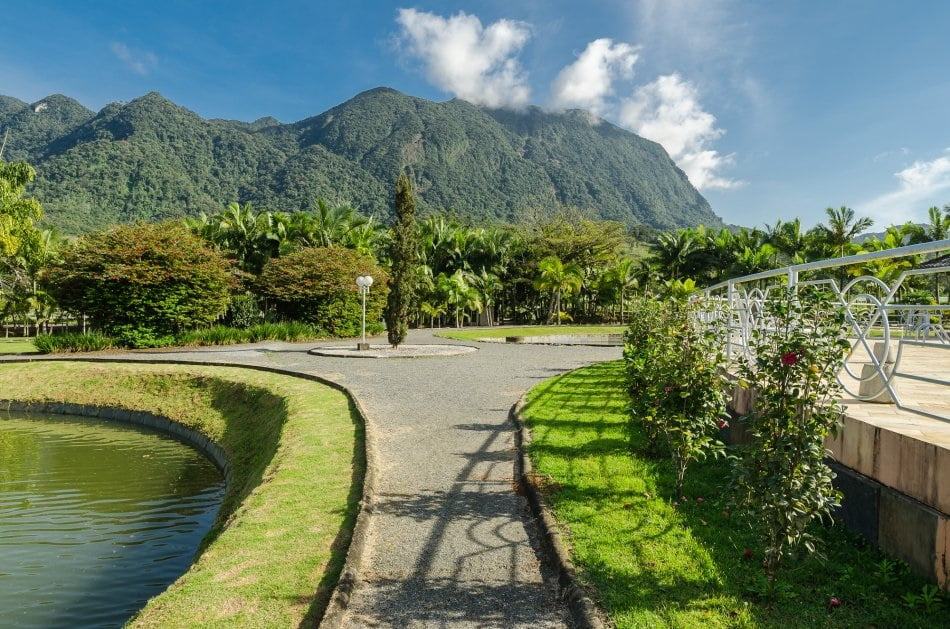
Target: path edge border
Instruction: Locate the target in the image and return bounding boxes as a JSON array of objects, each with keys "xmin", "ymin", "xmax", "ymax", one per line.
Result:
[
  {"xmin": 510, "ymin": 390, "xmax": 606, "ymax": 629},
  {"xmin": 0, "ymin": 356, "xmax": 378, "ymax": 629}
]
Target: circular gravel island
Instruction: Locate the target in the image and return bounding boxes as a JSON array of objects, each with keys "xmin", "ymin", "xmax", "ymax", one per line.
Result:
[{"xmin": 309, "ymin": 344, "xmax": 478, "ymax": 359}]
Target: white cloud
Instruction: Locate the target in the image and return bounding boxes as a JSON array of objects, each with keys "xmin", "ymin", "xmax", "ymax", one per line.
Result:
[
  {"xmin": 551, "ymin": 38, "xmax": 639, "ymax": 115},
  {"xmin": 395, "ymin": 9, "xmax": 531, "ymax": 109},
  {"xmin": 618, "ymin": 74, "xmax": 741, "ymax": 190},
  {"xmin": 110, "ymin": 42, "xmax": 158, "ymax": 76},
  {"xmin": 859, "ymin": 151, "xmax": 950, "ymax": 222}
]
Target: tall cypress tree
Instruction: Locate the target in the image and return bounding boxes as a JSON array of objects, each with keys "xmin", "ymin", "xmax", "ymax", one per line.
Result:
[{"xmin": 384, "ymin": 173, "xmax": 418, "ymax": 347}]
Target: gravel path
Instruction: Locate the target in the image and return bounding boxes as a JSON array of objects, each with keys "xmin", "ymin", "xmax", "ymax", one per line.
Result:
[{"xmin": 5, "ymin": 328, "xmax": 620, "ymax": 627}]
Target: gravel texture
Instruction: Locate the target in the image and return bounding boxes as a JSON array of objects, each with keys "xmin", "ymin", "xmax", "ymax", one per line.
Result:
[
  {"xmin": 309, "ymin": 343, "xmax": 478, "ymax": 359},
  {"xmin": 3, "ymin": 328, "xmax": 620, "ymax": 627}
]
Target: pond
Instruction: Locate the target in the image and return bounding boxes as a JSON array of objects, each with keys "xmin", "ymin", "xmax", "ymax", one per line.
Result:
[{"xmin": 0, "ymin": 412, "xmax": 224, "ymax": 627}]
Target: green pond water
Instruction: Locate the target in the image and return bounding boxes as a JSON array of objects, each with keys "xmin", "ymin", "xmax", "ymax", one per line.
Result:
[{"xmin": 0, "ymin": 412, "xmax": 224, "ymax": 628}]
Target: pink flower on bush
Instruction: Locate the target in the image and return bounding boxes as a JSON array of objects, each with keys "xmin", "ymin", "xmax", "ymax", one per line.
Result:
[
  {"xmin": 664, "ymin": 386, "xmax": 673, "ymax": 393},
  {"xmin": 696, "ymin": 497, "xmax": 704, "ymax": 503},
  {"xmin": 781, "ymin": 351, "xmax": 799, "ymax": 366},
  {"xmin": 717, "ymin": 420, "xmax": 728, "ymax": 429},
  {"xmin": 828, "ymin": 597, "xmax": 841, "ymax": 608}
]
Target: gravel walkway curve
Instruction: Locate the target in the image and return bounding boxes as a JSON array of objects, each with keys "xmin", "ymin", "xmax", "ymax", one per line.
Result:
[{"xmin": 4, "ymin": 328, "xmax": 620, "ymax": 627}]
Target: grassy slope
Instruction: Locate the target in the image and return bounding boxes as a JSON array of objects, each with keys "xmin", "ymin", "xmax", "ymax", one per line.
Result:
[
  {"xmin": 0, "ymin": 337, "xmax": 36, "ymax": 354},
  {"xmin": 438, "ymin": 325, "xmax": 625, "ymax": 341},
  {"xmin": 0, "ymin": 361, "xmax": 361, "ymax": 627},
  {"xmin": 520, "ymin": 360, "xmax": 944, "ymax": 628}
]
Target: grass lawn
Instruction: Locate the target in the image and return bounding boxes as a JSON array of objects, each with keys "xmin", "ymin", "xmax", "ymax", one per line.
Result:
[
  {"xmin": 520, "ymin": 360, "xmax": 945, "ymax": 628},
  {"xmin": 0, "ymin": 337, "xmax": 37, "ymax": 354},
  {"xmin": 0, "ymin": 361, "xmax": 362, "ymax": 627},
  {"xmin": 438, "ymin": 325, "xmax": 625, "ymax": 341}
]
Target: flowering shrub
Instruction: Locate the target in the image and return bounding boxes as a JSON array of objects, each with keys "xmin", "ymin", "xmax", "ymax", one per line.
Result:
[
  {"xmin": 625, "ymin": 296, "xmax": 730, "ymax": 494},
  {"xmin": 730, "ymin": 286, "xmax": 850, "ymax": 584}
]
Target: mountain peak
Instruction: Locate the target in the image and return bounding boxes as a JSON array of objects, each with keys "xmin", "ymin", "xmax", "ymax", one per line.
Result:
[{"xmin": 0, "ymin": 95, "xmax": 28, "ymax": 116}]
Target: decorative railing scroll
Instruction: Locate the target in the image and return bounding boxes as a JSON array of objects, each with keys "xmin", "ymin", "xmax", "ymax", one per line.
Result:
[{"xmin": 702, "ymin": 239, "xmax": 950, "ymax": 423}]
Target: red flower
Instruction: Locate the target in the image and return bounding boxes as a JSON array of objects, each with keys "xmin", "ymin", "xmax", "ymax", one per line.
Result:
[
  {"xmin": 664, "ymin": 386, "xmax": 673, "ymax": 393},
  {"xmin": 717, "ymin": 420, "xmax": 728, "ymax": 429},
  {"xmin": 828, "ymin": 597, "xmax": 841, "ymax": 608},
  {"xmin": 781, "ymin": 351, "xmax": 799, "ymax": 366},
  {"xmin": 742, "ymin": 549, "xmax": 753, "ymax": 559},
  {"xmin": 696, "ymin": 497, "xmax": 704, "ymax": 503}
]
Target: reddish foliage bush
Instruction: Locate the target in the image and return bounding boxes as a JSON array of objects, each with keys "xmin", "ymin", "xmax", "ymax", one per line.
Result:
[
  {"xmin": 43, "ymin": 222, "xmax": 231, "ymax": 346},
  {"xmin": 256, "ymin": 247, "xmax": 388, "ymax": 337}
]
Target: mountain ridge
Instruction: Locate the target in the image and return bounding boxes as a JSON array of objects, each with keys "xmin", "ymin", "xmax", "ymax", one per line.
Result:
[{"xmin": 0, "ymin": 87, "xmax": 722, "ymax": 233}]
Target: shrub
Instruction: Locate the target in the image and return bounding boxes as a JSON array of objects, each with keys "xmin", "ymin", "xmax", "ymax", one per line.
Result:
[
  {"xmin": 624, "ymin": 296, "xmax": 729, "ymax": 494},
  {"xmin": 34, "ymin": 332, "xmax": 115, "ymax": 353},
  {"xmin": 730, "ymin": 286, "xmax": 850, "ymax": 585},
  {"xmin": 177, "ymin": 325, "xmax": 247, "ymax": 346},
  {"xmin": 256, "ymin": 247, "xmax": 387, "ymax": 337},
  {"xmin": 227, "ymin": 294, "xmax": 261, "ymax": 329},
  {"xmin": 624, "ymin": 297, "xmax": 666, "ymax": 449},
  {"xmin": 177, "ymin": 322, "xmax": 326, "ymax": 347},
  {"xmin": 43, "ymin": 222, "xmax": 231, "ymax": 348}
]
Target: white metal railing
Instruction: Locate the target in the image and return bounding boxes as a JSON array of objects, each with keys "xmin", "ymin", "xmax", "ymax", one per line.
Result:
[{"xmin": 702, "ymin": 239, "xmax": 950, "ymax": 423}]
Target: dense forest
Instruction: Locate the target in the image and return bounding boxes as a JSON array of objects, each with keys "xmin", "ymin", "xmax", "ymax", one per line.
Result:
[{"xmin": 0, "ymin": 88, "xmax": 721, "ymax": 234}]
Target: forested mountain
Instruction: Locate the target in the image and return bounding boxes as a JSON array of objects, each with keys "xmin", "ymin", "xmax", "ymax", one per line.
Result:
[{"xmin": 0, "ymin": 87, "xmax": 722, "ymax": 233}]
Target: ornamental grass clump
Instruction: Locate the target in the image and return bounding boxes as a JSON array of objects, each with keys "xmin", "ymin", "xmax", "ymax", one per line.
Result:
[
  {"xmin": 731, "ymin": 286, "xmax": 850, "ymax": 585},
  {"xmin": 625, "ymin": 295, "xmax": 730, "ymax": 494}
]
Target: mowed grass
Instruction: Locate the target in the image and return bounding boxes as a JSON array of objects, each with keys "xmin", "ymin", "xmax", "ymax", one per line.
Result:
[
  {"xmin": 0, "ymin": 361, "xmax": 362, "ymax": 627},
  {"xmin": 438, "ymin": 325, "xmax": 624, "ymax": 341},
  {"xmin": 0, "ymin": 337, "xmax": 37, "ymax": 354},
  {"xmin": 520, "ymin": 360, "xmax": 944, "ymax": 628}
]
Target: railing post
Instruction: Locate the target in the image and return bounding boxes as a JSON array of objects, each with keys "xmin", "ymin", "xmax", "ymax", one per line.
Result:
[
  {"xmin": 788, "ymin": 268, "xmax": 798, "ymax": 289},
  {"xmin": 726, "ymin": 281, "xmax": 735, "ymax": 360}
]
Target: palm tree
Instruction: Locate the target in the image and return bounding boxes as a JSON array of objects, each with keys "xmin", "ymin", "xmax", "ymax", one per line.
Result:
[
  {"xmin": 197, "ymin": 202, "xmax": 285, "ymax": 274},
  {"xmin": 608, "ymin": 257, "xmax": 638, "ymax": 322},
  {"xmin": 815, "ymin": 206, "xmax": 874, "ymax": 259},
  {"xmin": 437, "ymin": 271, "xmax": 472, "ymax": 328},
  {"xmin": 419, "ymin": 301, "xmax": 447, "ymax": 328},
  {"xmin": 813, "ymin": 205, "xmax": 874, "ymax": 289},
  {"xmin": 650, "ymin": 230, "xmax": 704, "ymax": 280},
  {"xmin": 767, "ymin": 218, "xmax": 809, "ymax": 263},
  {"xmin": 923, "ymin": 205, "xmax": 950, "ymax": 242},
  {"xmin": 535, "ymin": 256, "xmax": 583, "ymax": 325},
  {"xmin": 729, "ymin": 243, "xmax": 780, "ymax": 277},
  {"xmin": 471, "ymin": 270, "xmax": 503, "ymax": 326}
]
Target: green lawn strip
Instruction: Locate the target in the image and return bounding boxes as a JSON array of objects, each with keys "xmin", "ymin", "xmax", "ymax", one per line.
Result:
[
  {"xmin": 438, "ymin": 325, "xmax": 625, "ymax": 341},
  {"xmin": 0, "ymin": 361, "xmax": 361, "ymax": 627},
  {"xmin": 0, "ymin": 337, "xmax": 37, "ymax": 354},
  {"xmin": 520, "ymin": 360, "xmax": 943, "ymax": 628}
]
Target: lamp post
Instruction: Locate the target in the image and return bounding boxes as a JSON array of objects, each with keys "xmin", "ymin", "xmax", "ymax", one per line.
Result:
[{"xmin": 355, "ymin": 275, "xmax": 373, "ymax": 350}]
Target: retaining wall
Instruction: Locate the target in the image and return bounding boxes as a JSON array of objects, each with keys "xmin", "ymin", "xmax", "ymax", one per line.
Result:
[{"xmin": 727, "ymin": 382, "xmax": 949, "ymax": 591}]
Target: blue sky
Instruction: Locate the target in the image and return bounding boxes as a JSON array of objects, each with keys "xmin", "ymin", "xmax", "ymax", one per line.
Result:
[{"xmin": 4, "ymin": 1, "xmax": 950, "ymax": 229}]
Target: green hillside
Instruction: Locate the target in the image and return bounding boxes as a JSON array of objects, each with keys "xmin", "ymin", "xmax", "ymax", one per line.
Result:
[{"xmin": 0, "ymin": 87, "xmax": 722, "ymax": 233}]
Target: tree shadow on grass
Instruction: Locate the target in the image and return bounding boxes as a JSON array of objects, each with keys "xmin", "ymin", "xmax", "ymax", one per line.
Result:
[
  {"xmin": 165, "ymin": 375, "xmax": 363, "ymax": 628},
  {"xmin": 524, "ymin": 362, "xmax": 944, "ymax": 627},
  {"xmin": 301, "ymin": 395, "xmax": 364, "ymax": 628}
]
